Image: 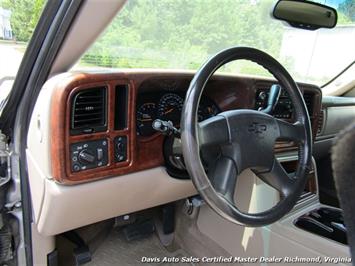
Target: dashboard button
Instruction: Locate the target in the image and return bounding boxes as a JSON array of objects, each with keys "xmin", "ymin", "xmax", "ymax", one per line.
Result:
[
  {"xmin": 116, "ymin": 142, "xmax": 122, "ymax": 151},
  {"xmin": 97, "ymin": 148, "xmax": 103, "ymax": 161},
  {"xmin": 73, "ymin": 164, "xmax": 81, "ymax": 172}
]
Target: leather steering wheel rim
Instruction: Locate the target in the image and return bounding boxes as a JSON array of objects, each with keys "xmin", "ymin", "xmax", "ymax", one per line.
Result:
[{"xmin": 181, "ymin": 47, "xmax": 312, "ymax": 227}]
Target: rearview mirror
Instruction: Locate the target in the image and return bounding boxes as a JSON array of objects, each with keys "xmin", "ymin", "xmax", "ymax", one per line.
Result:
[{"xmin": 273, "ymin": 0, "xmax": 337, "ymax": 30}]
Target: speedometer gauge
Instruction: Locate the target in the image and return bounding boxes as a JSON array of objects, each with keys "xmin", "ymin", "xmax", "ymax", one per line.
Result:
[
  {"xmin": 158, "ymin": 93, "xmax": 184, "ymax": 127},
  {"xmin": 136, "ymin": 102, "xmax": 157, "ymax": 136}
]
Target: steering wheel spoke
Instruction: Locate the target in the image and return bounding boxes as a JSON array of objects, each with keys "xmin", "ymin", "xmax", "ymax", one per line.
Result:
[
  {"xmin": 208, "ymin": 156, "xmax": 237, "ymax": 203},
  {"xmin": 198, "ymin": 115, "xmax": 230, "ymax": 147},
  {"xmin": 276, "ymin": 119, "xmax": 305, "ymax": 142},
  {"xmin": 255, "ymin": 158, "xmax": 296, "ymax": 197}
]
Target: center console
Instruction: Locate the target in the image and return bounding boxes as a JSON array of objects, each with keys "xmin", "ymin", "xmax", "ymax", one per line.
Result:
[
  {"xmin": 279, "ymin": 157, "xmax": 348, "ymax": 246},
  {"xmin": 295, "ymin": 207, "xmax": 347, "ymax": 245},
  {"xmin": 279, "ymin": 155, "xmax": 348, "ymax": 247}
]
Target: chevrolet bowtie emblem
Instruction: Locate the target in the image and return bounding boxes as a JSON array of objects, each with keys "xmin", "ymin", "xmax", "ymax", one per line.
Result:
[{"xmin": 248, "ymin": 122, "xmax": 267, "ymax": 134}]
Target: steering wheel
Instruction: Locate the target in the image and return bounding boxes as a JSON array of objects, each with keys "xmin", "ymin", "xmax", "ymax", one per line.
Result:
[{"xmin": 181, "ymin": 47, "xmax": 312, "ymax": 227}]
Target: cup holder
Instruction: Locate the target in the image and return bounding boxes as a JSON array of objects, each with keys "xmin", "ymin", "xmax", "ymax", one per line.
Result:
[{"xmin": 294, "ymin": 207, "xmax": 347, "ymax": 245}]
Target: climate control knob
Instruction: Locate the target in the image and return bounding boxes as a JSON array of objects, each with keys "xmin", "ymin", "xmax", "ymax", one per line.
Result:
[{"xmin": 78, "ymin": 150, "xmax": 96, "ymax": 164}]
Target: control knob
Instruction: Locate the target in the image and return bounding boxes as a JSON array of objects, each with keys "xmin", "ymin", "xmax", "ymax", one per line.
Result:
[
  {"xmin": 78, "ymin": 150, "xmax": 96, "ymax": 164},
  {"xmin": 258, "ymin": 91, "xmax": 267, "ymax": 101}
]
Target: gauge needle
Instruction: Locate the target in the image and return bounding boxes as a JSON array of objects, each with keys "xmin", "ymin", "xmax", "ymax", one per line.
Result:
[{"xmin": 164, "ymin": 108, "xmax": 174, "ymax": 115}]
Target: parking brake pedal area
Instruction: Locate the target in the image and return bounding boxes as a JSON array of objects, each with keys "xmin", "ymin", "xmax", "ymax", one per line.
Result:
[{"xmin": 122, "ymin": 219, "xmax": 155, "ymax": 241}]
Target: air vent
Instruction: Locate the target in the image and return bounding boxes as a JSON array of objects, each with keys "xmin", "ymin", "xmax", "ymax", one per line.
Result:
[
  {"xmin": 317, "ymin": 109, "xmax": 325, "ymax": 136},
  {"xmin": 114, "ymin": 85, "xmax": 129, "ymax": 130},
  {"xmin": 303, "ymin": 92, "xmax": 314, "ymax": 115},
  {"xmin": 71, "ymin": 87, "xmax": 107, "ymax": 135}
]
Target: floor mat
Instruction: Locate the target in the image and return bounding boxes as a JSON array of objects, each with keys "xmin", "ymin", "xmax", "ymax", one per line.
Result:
[{"xmin": 87, "ymin": 228, "xmax": 193, "ymax": 266}]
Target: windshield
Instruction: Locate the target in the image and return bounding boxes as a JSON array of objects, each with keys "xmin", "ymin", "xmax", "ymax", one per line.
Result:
[{"xmin": 75, "ymin": 0, "xmax": 354, "ymax": 86}]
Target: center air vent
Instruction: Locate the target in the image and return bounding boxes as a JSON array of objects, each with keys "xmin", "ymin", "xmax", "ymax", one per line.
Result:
[{"xmin": 71, "ymin": 87, "xmax": 107, "ymax": 135}]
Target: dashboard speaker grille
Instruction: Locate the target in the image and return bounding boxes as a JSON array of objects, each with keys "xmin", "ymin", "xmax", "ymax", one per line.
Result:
[{"xmin": 71, "ymin": 87, "xmax": 107, "ymax": 135}]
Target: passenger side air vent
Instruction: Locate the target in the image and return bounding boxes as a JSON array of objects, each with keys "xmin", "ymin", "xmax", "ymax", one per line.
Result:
[
  {"xmin": 303, "ymin": 92, "xmax": 314, "ymax": 115},
  {"xmin": 71, "ymin": 87, "xmax": 107, "ymax": 135},
  {"xmin": 317, "ymin": 109, "xmax": 325, "ymax": 136}
]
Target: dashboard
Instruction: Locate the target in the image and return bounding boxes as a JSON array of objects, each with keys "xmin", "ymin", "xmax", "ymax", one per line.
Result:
[
  {"xmin": 26, "ymin": 70, "xmax": 323, "ymax": 236},
  {"xmin": 44, "ymin": 71, "xmax": 322, "ymax": 184}
]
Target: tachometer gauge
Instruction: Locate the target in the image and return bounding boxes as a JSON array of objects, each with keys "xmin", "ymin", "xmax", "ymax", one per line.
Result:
[
  {"xmin": 136, "ymin": 102, "xmax": 157, "ymax": 136},
  {"xmin": 158, "ymin": 93, "xmax": 184, "ymax": 127}
]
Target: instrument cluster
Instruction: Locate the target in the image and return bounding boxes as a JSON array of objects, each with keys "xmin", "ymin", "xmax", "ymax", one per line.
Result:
[{"xmin": 136, "ymin": 92, "xmax": 219, "ymax": 136}]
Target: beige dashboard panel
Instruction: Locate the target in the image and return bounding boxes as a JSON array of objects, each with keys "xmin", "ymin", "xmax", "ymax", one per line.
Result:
[{"xmin": 33, "ymin": 166, "xmax": 196, "ymax": 236}]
